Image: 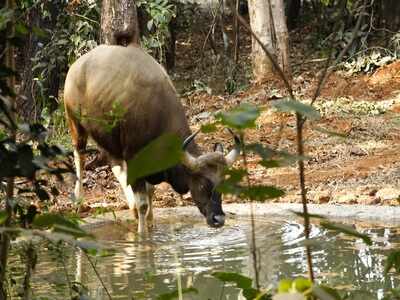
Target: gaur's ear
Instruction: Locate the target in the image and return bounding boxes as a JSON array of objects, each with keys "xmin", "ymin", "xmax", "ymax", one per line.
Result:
[{"xmin": 214, "ymin": 143, "xmax": 224, "ymax": 153}]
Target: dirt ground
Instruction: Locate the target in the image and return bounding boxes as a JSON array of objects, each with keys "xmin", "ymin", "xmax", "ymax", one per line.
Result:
[{"xmin": 51, "ymin": 9, "xmax": 400, "ymax": 216}]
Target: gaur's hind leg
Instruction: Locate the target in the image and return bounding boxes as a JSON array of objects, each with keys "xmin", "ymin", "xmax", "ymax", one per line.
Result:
[
  {"xmin": 111, "ymin": 161, "xmax": 153, "ymax": 233},
  {"xmin": 146, "ymin": 183, "xmax": 154, "ymax": 223},
  {"xmin": 132, "ymin": 181, "xmax": 153, "ymax": 234},
  {"xmin": 111, "ymin": 161, "xmax": 137, "ymax": 215},
  {"xmin": 66, "ymin": 110, "xmax": 88, "ymax": 200}
]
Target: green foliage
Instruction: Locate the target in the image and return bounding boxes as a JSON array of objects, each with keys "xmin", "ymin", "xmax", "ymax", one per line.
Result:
[
  {"xmin": 127, "ymin": 133, "xmax": 183, "ymax": 185},
  {"xmin": 385, "ymin": 251, "xmax": 400, "ymax": 275},
  {"xmin": 320, "ymin": 221, "xmax": 372, "ymax": 246},
  {"xmin": 0, "ymin": 8, "xmax": 13, "ymax": 30},
  {"xmin": 218, "ymin": 169, "xmax": 285, "ymax": 201},
  {"xmin": 216, "ymin": 103, "xmax": 261, "ymax": 130},
  {"xmin": 273, "ymin": 99, "xmax": 321, "ymax": 121},
  {"xmin": 213, "ymin": 272, "xmax": 270, "ymax": 300},
  {"xmin": 33, "ymin": 213, "xmax": 91, "ymax": 238},
  {"xmin": 278, "ymin": 278, "xmax": 311, "ymax": 293},
  {"xmin": 29, "ymin": 0, "xmax": 99, "ymax": 116},
  {"xmin": 138, "ymin": 0, "xmax": 176, "ymax": 63},
  {"xmin": 275, "ymin": 279, "xmax": 342, "ymax": 300}
]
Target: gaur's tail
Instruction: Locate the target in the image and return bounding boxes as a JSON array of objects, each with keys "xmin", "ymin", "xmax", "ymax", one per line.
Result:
[{"xmin": 114, "ymin": 30, "xmax": 139, "ymax": 47}]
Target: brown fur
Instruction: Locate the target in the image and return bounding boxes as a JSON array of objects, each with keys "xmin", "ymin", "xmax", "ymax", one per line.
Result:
[{"xmin": 64, "ymin": 44, "xmax": 197, "ymax": 161}]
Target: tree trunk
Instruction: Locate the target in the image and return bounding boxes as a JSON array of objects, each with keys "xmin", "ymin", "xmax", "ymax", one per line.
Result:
[
  {"xmin": 271, "ymin": 0, "xmax": 291, "ymax": 78},
  {"xmin": 248, "ymin": 0, "xmax": 275, "ymax": 81},
  {"xmin": 0, "ymin": 0, "xmax": 15, "ymax": 298},
  {"xmin": 101, "ymin": 0, "xmax": 140, "ymax": 45},
  {"xmin": 43, "ymin": 1, "xmax": 62, "ymax": 113},
  {"xmin": 165, "ymin": 15, "xmax": 177, "ymax": 71},
  {"xmin": 286, "ymin": 0, "xmax": 301, "ymax": 30},
  {"xmin": 378, "ymin": 0, "xmax": 400, "ymax": 31},
  {"xmin": 16, "ymin": 6, "xmax": 41, "ymax": 121}
]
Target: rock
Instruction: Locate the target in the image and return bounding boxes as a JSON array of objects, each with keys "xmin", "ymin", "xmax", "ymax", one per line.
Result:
[
  {"xmin": 316, "ymin": 191, "xmax": 331, "ymax": 204},
  {"xmin": 376, "ymin": 187, "xmax": 400, "ymax": 202},
  {"xmin": 335, "ymin": 193, "xmax": 357, "ymax": 204},
  {"xmin": 368, "ymin": 189, "xmax": 378, "ymax": 196},
  {"xmin": 350, "ymin": 146, "xmax": 367, "ymax": 156},
  {"xmin": 193, "ymin": 111, "xmax": 211, "ymax": 120},
  {"xmin": 357, "ymin": 195, "xmax": 380, "ymax": 205}
]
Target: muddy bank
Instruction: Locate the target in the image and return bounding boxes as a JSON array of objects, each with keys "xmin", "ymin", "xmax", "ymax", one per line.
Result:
[{"xmin": 82, "ymin": 203, "xmax": 400, "ymax": 230}]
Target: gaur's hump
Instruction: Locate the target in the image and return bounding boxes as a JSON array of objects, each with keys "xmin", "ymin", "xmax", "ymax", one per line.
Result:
[{"xmin": 79, "ymin": 45, "xmax": 170, "ymax": 83}]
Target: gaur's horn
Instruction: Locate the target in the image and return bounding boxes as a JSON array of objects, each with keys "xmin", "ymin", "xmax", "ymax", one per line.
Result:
[
  {"xmin": 182, "ymin": 130, "xmax": 200, "ymax": 150},
  {"xmin": 182, "ymin": 130, "xmax": 201, "ymax": 170},
  {"xmin": 225, "ymin": 129, "xmax": 241, "ymax": 166}
]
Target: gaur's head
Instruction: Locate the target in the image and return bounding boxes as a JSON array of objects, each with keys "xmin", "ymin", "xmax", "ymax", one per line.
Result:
[{"xmin": 182, "ymin": 131, "xmax": 240, "ymax": 228}]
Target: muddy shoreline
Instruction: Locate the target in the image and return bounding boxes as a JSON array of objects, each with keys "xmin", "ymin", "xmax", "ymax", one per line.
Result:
[{"xmin": 82, "ymin": 203, "xmax": 400, "ymax": 229}]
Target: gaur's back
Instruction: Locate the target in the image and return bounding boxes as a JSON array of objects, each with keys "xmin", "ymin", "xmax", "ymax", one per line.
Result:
[{"xmin": 64, "ymin": 45, "xmax": 191, "ymax": 160}]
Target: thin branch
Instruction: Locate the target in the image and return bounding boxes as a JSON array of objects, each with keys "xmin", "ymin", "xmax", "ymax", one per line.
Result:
[
  {"xmin": 71, "ymin": 13, "xmax": 100, "ymax": 25},
  {"xmin": 201, "ymin": 0, "xmax": 223, "ymax": 56},
  {"xmin": 240, "ymin": 133, "xmax": 260, "ymax": 290},
  {"xmin": 235, "ymin": 14, "xmax": 294, "ymax": 100},
  {"xmin": 218, "ymin": 283, "xmax": 225, "ymax": 300},
  {"xmin": 22, "ymin": 243, "xmax": 35, "ymax": 300},
  {"xmin": 82, "ymin": 251, "xmax": 113, "ymax": 300},
  {"xmin": 234, "ymin": 0, "xmax": 240, "ymax": 63},
  {"xmin": 58, "ymin": 245, "xmax": 74, "ymax": 300},
  {"xmin": 295, "ymin": 113, "xmax": 315, "ymax": 282}
]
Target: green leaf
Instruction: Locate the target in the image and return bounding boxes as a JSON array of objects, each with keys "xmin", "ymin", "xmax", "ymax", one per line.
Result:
[
  {"xmin": 260, "ymin": 160, "xmax": 281, "ymax": 168},
  {"xmin": 246, "ymin": 143, "xmax": 275, "ymax": 160},
  {"xmin": 291, "ymin": 211, "xmax": 327, "ymax": 220},
  {"xmin": 0, "ymin": 211, "xmax": 8, "ymax": 225},
  {"xmin": 33, "ymin": 213, "xmax": 90, "ymax": 238},
  {"xmin": 212, "ymin": 272, "xmax": 252, "ymax": 290},
  {"xmin": 156, "ymin": 287, "xmax": 198, "ymax": 300},
  {"xmin": 52, "ymin": 224, "xmax": 90, "ymax": 238},
  {"xmin": 217, "ymin": 168, "xmax": 247, "ymax": 195},
  {"xmin": 15, "ymin": 22, "xmax": 29, "ymax": 35},
  {"xmin": 312, "ymin": 285, "xmax": 342, "ymax": 300},
  {"xmin": 292, "ymin": 277, "xmax": 311, "ymax": 292},
  {"xmin": 200, "ymin": 122, "xmax": 218, "ymax": 133},
  {"xmin": 320, "ymin": 221, "xmax": 372, "ymax": 245},
  {"xmin": 385, "ymin": 251, "xmax": 400, "ymax": 275},
  {"xmin": 127, "ymin": 133, "xmax": 182, "ymax": 185},
  {"xmin": 76, "ymin": 240, "xmax": 112, "ymax": 256},
  {"xmin": 273, "ymin": 99, "xmax": 320, "ymax": 121},
  {"xmin": 32, "ymin": 26, "xmax": 48, "ymax": 38},
  {"xmin": 278, "ymin": 279, "xmax": 292, "ymax": 293},
  {"xmin": 216, "ymin": 103, "xmax": 260, "ymax": 130},
  {"xmin": 213, "ymin": 272, "xmax": 266, "ymax": 300},
  {"xmin": 241, "ymin": 185, "xmax": 285, "ymax": 202}
]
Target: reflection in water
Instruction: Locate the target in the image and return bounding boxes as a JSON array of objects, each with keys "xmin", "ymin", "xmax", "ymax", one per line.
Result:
[{"xmin": 14, "ymin": 217, "xmax": 400, "ymax": 299}]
